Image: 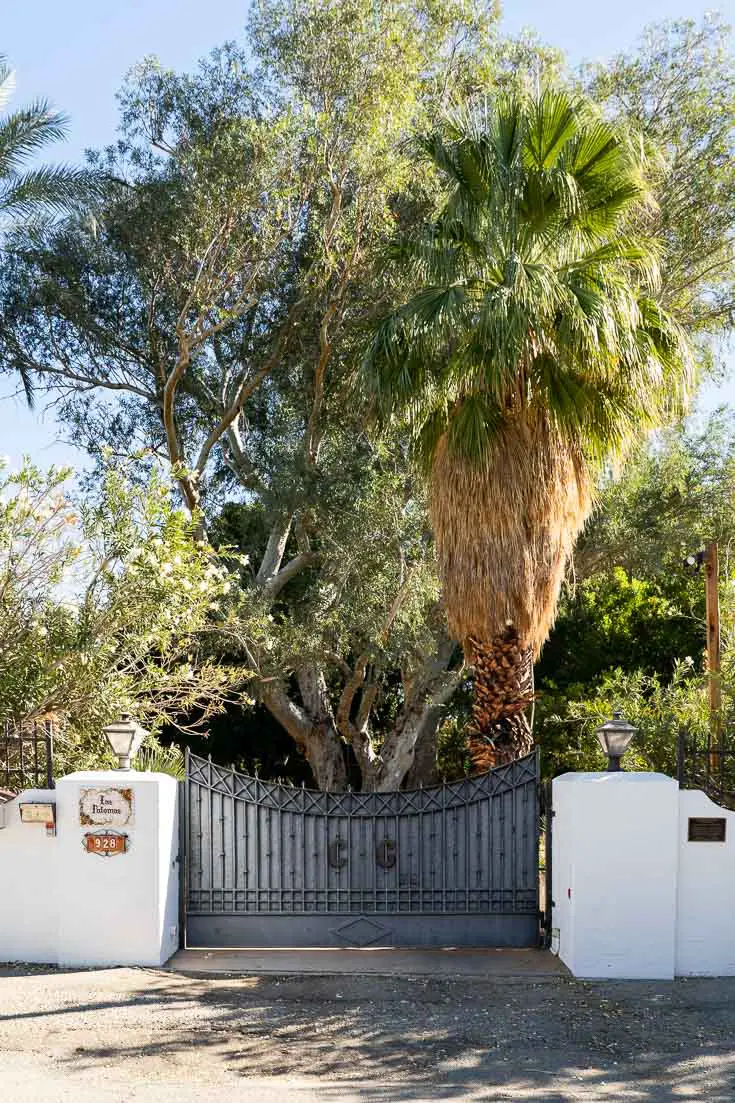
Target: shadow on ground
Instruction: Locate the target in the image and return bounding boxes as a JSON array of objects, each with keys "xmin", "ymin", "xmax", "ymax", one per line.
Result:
[{"xmin": 13, "ymin": 970, "xmax": 729, "ymax": 1101}]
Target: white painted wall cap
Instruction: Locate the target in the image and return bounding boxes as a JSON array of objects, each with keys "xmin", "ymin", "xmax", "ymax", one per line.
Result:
[
  {"xmin": 56, "ymin": 770, "xmax": 177, "ymax": 784},
  {"xmin": 679, "ymin": 788, "xmax": 735, "ymax": 814},
  {"xmin": 1, "ymin": 787, "xmax": 55, "ymax": 802},
  {"xmin": 554, "ymin": 771, "xmax": 676, "ymax": 786}
]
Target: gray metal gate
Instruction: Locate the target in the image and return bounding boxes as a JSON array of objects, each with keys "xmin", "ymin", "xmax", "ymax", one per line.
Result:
[{"xmin": 184, "ymin": 749, "xmax": 539, "ymax": 948}]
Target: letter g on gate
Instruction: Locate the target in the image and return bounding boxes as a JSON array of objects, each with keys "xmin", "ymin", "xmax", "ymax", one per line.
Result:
[{"xmin": 376, "ymin": 838, "xmax": 397, "ymax": 869}]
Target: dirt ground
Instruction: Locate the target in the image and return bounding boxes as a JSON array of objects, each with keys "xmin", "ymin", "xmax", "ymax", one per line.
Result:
[{"xmin": 1, "ymin": 963, "xmax": 735, "ymax": 1101}]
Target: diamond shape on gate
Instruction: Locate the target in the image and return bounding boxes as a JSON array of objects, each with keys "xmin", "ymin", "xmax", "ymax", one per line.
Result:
[{"xmin": 331, "ymin": 916, "xmax": 392, "ymax": 947}]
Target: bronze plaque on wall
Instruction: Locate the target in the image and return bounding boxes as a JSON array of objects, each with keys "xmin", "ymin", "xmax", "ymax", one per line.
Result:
[{"xmin": 688, "ymin": 817, "xmax": 727, "ymax": 842}]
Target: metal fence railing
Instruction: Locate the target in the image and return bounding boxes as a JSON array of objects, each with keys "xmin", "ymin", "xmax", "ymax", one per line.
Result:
[
  {"xmin": 0, "ymin": 721, "xmax": 54, "ymax": 794},
  {"xmin": 677, "ymin": 729, "xmax": 735, "ymax": 811}
]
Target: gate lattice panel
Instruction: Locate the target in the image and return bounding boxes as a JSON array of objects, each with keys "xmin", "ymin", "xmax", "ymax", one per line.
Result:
[{"xmin": 184, "ymin": 749, "xmax": 539, "ymax": 947}]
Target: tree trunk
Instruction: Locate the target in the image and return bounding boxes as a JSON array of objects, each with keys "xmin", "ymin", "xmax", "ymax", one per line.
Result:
[
  {"xmin": 260, "ymin": 676, "xmax": 347, "ymax": 792},
  {"xmin": 296, "ymin": 663, "xmax": 349, "ymax": 791},
  {"xmin": 261, "ymin": 640, "xmax": 461, "ymax": 792},
  {"xmin": 405, "ymin": 718, "xmax": 439, "ymax": 789},
  {"xmin": 468, "ymin": 625, "xmax": 534, "ymax": 769},
  {"xmin": 367, "ymin": 665, "xmax": 463, "ymax": 792},
  {"xmin": 302, "ymin": 717, "xmax": 348, "ymax": 792},
  {"xmin": 373, "ymin": 703, "xmax": 440, "ymax": 791}
]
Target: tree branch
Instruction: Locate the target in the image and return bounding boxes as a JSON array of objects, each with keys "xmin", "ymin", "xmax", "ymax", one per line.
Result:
[
  {"xmin": 256, "ymin": 517, "xmax": 293, "ymax": 587},
  {"xmin": 195, "ymin": 300, "xmax": 302, "ymax": 476},
  {"xmin": 261, "ymin": 681, "xmax": 314, "ymax": 749},
  {"xmin": 262, "ymin": 551, "xmax": 317, "ymax": 602},
  {"xmin": 32, "ymin": 363, "xmax": 156, "ymax": 401}
]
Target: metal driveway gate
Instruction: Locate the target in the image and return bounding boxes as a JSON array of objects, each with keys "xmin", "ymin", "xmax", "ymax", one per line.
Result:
[{"xmin": 184, "ymin": 749, "xmax": 540, "ymax": 948}]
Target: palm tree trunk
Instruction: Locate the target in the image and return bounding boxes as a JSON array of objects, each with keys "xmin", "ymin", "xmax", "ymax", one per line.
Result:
[{"xmin": 468, "ymin": 626, "xmax": 534, "ymax": 768}]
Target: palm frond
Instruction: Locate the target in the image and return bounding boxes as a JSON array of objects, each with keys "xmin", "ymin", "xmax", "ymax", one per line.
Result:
[
  {"xmin": 0, "ymin": 165, "xmax": 97, "ymax": 217},
  {"xmin": 0, "ymin": 101, "xmax": 68, "ymax": 176},
  {"xmin": 0, "ymin": 57, "xmax": 100, "ymax": 412},
  {"xmin": 133, "ymin": 739, "xmax": 185, "ymax": 780},
  {"xmin": 362, "ymin": 87, "xmax": 691, "ymax": 654},
  {"xmin": 0, "ymin": 59, "xmax": 15, "ymax": 112}
]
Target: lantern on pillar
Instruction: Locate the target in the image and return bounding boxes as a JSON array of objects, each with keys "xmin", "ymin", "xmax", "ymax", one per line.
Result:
[
  {"xmin": 102, "ymin": 714, "xmax": 148, "ymax": 770},
  {"xmin": 595, "ymin": 712, "xmax": 636, "ymax": 772}
]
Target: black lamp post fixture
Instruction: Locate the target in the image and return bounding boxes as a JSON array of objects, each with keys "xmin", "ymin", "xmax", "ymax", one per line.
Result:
[
  {"xmin": 595, "ymin": 711, "xmax": 637, "ymax": 772},
  {"xmin": 103, "ymin": 713, "xmax": 148, "ymax": 770}
]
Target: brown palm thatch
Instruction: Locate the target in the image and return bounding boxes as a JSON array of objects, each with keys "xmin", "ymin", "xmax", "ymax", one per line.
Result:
[{"xmin": 430, "ymin": 415, "xmax": 592, "ymax": 656}]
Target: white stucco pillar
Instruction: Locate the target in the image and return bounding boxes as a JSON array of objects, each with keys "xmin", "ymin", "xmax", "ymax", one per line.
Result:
[
  {"xmin": 54, "ymin": 770, "xmax": 180, "ymax": 968},
  {"xmin": 551, "ymin": 772, "xmax": 679, "ymax": 980}
]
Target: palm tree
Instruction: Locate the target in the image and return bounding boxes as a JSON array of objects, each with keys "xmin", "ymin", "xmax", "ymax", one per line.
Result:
[
  {"xmin": 0, "ymin": 56, "xmax": 96, "ymax": 404},
  {"xmin": 0, "ymin": 56, "xmax": 90, "ymax": 220},
  {"xmin": 362, "ymin": 90, "xmax": 692, "ymax": 763}
]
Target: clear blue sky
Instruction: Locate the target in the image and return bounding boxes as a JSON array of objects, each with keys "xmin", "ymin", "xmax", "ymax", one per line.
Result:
[{"xmin": 2, "ymin": 0, "xmax": 734, "ymax": 468}]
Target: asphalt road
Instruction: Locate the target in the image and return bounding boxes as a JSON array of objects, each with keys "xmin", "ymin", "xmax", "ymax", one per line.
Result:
[{"xmin": 1, "ymin": 964, "xmax": 735, "ymax": 1100}]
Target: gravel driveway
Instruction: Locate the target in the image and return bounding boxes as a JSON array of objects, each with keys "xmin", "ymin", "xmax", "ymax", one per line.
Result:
[{"xmin": 1, "ymin": 964, "xmax": 735, "ymax": 1100}]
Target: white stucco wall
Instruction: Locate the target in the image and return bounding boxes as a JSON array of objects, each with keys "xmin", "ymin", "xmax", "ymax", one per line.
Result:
[
  {"xmin": 553, "ymin": 772, "xmax": 735, "ymax": 979},
  {"xmin": 5, "ymin": 763, "xmax": 735, "ymax": 974},
  {"xmin": 0, "ymin": 772, "xmax": 179, "ymax": 968},
  {"xmin": 552, "ymin": 772, "xmax": 679, "ymax": 979},
  {"xmin": 56, "ymin": 771, "xmax": 179, "ymax": 967},
  {"xmin": 676, "ymin": 789, "xmax": 735, "ymax": 976},
  {"xmin": 0, "ymin": 789, "xmax": 58, "ymax": 963}
]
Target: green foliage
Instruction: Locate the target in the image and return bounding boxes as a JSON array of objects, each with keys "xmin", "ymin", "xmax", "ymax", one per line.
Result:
[
  {"xmin": 0, "ymin": 2, "xmax": 508, "ymax": 787},
  {"xmin": 212, "ymin": 432, "xmax": 443, "ymax": 693},
  {"xmin": 538, "ymin": 569, "xmax": 699, "ymax": 690},
  {"xmin": 133, "ymin": 738, "xmax": 185, "ymax": 780},
  {"xmin": 586, "ymin": 15, "xmax": 735, "ymax": 336},
  {"xmin": 0, "ymin": 53, "xmax": 100, "ymax": 404},
  {"xmin": 3, "ymin": 6, "xmax": 735, "ymax": 784},
  {"xmin": 362, "ymin": 88, "xmax": 691, "ymax": 471},
  {"xmin": 537, "ymin": 413, "xmax": 735, "ymax": 777},
  {"xmin": 549, "ymin": 662, "xmax": 711, "ymax": 776},
  {"xmin": 0, "ymin": 457, "xmax": 242, "ymax": 772},
  {"xmin": 577, "ymin": 412, "xmax": 735, "ymax": 583}
]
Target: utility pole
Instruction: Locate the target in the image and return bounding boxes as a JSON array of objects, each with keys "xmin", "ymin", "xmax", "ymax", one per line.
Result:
[{"xmin": 704, "ymin": 541, "xmax": 721, "ymax": 774}]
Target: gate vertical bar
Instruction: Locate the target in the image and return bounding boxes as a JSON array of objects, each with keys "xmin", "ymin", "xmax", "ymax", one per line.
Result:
[
  {"xmin": 464, "ymin": 787, "xmax": 470, "ymax": 912},
  {"xmin": 346, "ymin": 799, "xmax": 352, "ymax": 913},
  {"xmin": 417, "ymin": 787, "xmax": 424, "ymax": 911},
  {"xmin": 208, "ymin": 755, "xmax": 214, "ymax": 912},
  {"xmin": 46, "ymin": 723, "xmax": 53, "ymax": 790},
  {"xmin": 177, "ymin": 776, "xmax": 185, "ymax": 949},
  {"xmin": 519, "ymin": 768, "xmax": 525, "ymax": 915},
  {"xmin": 441, "ymin": 782, "xmax": 446, "ymax": 912},
  {"xmin": 543, "ymin": 774, "xmax": 553, "ymax": 949},
  {"xmin": 219, "ymin": 782, "xmax": 226, "ymax": 910},
  {"xmin": 182, "ymin": 745, "xmax": 190, "ymax": 948},
  {"xmin": 196, "ymin": 765, "xmax": 204, "ymax": 909},
  {"xmin": 231, "ymin": 774, "xmax": 238, "ymax": 913}
]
